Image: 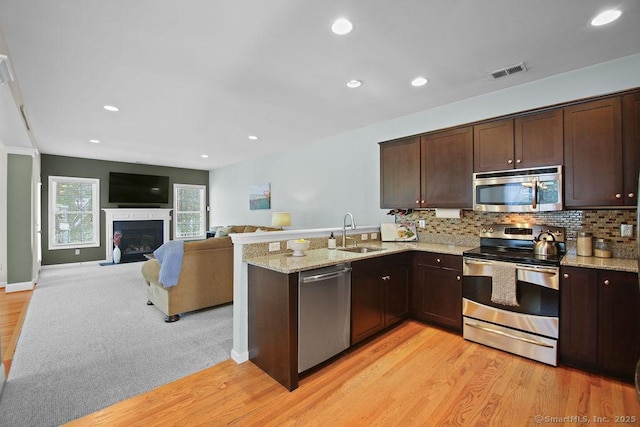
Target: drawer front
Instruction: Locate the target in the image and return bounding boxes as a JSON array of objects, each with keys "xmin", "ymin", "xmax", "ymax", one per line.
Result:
[{"xmin": 416, "ymin": 252, "xmax": 461, "ymax": 269}]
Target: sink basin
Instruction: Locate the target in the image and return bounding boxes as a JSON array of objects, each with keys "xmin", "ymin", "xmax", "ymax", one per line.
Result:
[{"xmin": 337, "ymin": 246, "xmax": 385, "ymax": 254}]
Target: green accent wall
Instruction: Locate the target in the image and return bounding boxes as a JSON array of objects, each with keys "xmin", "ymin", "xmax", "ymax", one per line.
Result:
[
  {"xmin": 7, "ymin": 154, "xmax": 33, "ymax": 283},
  {"xmin": 41, "ymin": 155, "xmax": 209, "ymax": 265}
]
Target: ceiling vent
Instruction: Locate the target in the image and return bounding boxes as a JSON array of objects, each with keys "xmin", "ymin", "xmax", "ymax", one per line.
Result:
[{"xmin": 490, "ymin": 62, "xmax": 527, "ymax": 79}]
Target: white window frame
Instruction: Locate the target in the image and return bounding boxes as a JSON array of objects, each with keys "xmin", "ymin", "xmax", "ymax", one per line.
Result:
[
  {"xmin": 48, "ymin": 176, "xmax": 100, "ymax": 250},
  {"xmin": 173, "ymin": 183, "xmax": 206, "ymax": 240}
]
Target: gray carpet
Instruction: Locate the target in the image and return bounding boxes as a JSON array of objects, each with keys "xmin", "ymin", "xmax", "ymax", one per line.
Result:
[{"xmin": 0, "ymin": 262, "xmax": 233, "ymax": 427}]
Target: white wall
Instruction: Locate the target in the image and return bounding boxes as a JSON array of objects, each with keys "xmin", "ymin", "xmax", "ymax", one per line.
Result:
[{"xmin": 210, "ymin": 53, "xmax": 640, "ymax": 229}]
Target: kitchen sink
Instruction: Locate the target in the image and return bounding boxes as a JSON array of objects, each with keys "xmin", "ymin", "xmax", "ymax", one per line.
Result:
[{"xmin": 337, "ymin": 246, "xmax": 385, "ymax": 254}]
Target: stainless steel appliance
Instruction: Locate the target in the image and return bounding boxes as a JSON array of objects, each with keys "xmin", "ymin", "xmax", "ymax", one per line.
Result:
[
  {"xmin": 298, "ymin": 263, "xmax": 352, "ymax": 373},
  {"xmin": 473, "ymin": 165, "xmax": 563, "ymax": 212},
  {"xmin": 636, "ymin": 172, "xmax": 640, "ymax": 400},
  {"xmin": 462, "ymin": 224, "xmax": 565, "ymax": 366}
]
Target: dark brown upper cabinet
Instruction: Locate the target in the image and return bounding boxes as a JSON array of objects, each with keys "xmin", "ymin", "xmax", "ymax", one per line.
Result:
[
  {"xmin": 474, "ymin": 110, "xmax": 563, "ymax": 172},
  {"xmin": 564, "ymin": 97, "xmax": 624, "ymax": 207},
  {"xmin": 422, "ymin": 127, "xmax": 473, "ymax": 208},
  {"xmin": 622, "ymin": 90, "xmax": 640, "ymax": 206},
  {"xmin": 379, "ymin": 137, "xmax": 422, "ymax": 209}
]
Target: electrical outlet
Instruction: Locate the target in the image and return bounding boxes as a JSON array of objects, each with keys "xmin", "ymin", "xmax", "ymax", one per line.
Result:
[
  {"xmin": 269, "ymin": 242, "xmax": 281, "ymax": 252},
  {"xmin": 75, "ymin": 249, "xmax": 80, "ymax": 255},
  {"xmin": 620, "ymin": 224, "xmax": 633, "ymax": 237},
  {"xmin": 370, "ymin": 232, "xmax": 378, "ymax": 240},
  {"xmin": 418, "ymin": 220, "xmax": 426, "ymax": 228},
  {"xmin": 361, "ymin": 234, "xmax": 368, "ymax": 241}
]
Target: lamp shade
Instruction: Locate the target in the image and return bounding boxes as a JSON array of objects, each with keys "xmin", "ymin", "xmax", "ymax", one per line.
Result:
[{"xmin": 272, "ymin": 212, "xmax": 291, "ymax": 227}]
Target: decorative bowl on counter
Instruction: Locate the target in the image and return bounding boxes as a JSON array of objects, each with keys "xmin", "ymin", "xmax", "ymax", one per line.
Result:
[{"xmin": 287, "ymin": 239, "xmax": 310, "ymax": 257}]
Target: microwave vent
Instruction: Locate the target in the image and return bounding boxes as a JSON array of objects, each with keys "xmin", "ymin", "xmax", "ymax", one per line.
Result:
[{"xmin": 490, "ymin": 62, "xmax": 527, "ymax": 79}]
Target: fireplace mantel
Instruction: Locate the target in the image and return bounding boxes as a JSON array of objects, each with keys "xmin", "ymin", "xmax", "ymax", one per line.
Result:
[{"xmin": 103, "ymin": 208, "xmax": 172, "ymax": 262}]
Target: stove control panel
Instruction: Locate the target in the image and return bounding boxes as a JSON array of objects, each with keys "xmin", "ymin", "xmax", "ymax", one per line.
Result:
[{"xmin": 479, "ymin": 224, "xmax": 565, "ymax": 242}]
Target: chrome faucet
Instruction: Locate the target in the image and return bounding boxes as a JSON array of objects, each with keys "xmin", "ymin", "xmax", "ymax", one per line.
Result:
[{"xmin": 342, "ymin": 212, "xmax": 357, "ymax": 247}]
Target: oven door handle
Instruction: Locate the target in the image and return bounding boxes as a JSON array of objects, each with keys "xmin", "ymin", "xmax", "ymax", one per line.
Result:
[
  {"xmin": 515, "ymin": 265, "xmax": 559, "ymax": 276},
  {"xmin": 465, "ymin": 322, "xmax": 554, "ymax": 348}
]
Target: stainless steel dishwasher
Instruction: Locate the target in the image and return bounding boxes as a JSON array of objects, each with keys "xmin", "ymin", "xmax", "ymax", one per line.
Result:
[{"xmin": 298, "ymin": 263, "xmax": 352, "ymax": 373}]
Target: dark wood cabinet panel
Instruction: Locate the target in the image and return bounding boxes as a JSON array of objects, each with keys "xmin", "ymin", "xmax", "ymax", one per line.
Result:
[
  {"xmin": 564, "ymin": 97, "xmax": 624, "ymax": 207},
  {"xmin": 598, "ymin": 270, "xmax": 640, "ymax": 379},
  {"xmin": 559, "ymin": 266, "xmax": 598, "ymax": 367},
  {"xmin": 351, "ymin": 254, "xmax": 410, "ymax": 345},
  {"xmin": 351, "ymin": 270, "xmax": 385, "ymax": 344},
  {"xmin": 473, "ymin": 119, "xmax": 514, "ymax": 172},
  {"xmin": 560, "ymin": 266, "xmax": 640, "ymax": 381},
  {"xmin": 514, "ymin": 109, "xmax": 564, "ymax": 168},
  {"xmin": 379, "ymin": 137, "xmax": 422, "ymax": 208},
  {"xmin": 248, "ymin": 265, "xmax": 298, "ymax": 391},
  {"xmin": 413, "ymin": 253, "xmax": 462, "ymax": 332},
  {"xmin": 422, "ymin": 127, "xmax": 473, "ymax": 208},
  {"xmin": 622, "ymin": 90, "xmax": 640, "ymax": 206}
]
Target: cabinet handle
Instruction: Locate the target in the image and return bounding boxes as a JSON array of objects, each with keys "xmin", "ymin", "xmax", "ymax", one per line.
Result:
[
  {"xmin": 629, "ymin": 192, "xmax": 635, "ymax": 198},
  {"xmin": 436, "ymin": 258, "xmax": 441, "ymax": 263},
  {"xmin": 516, "ymin": 159, "xmax": 521, "ymax": 164},
  {"xmin": 415, "ymin": 200, "xmax": 420, "ymax": 204},
  {"xmin": 603, "ymin": 279, "xmax": 610, "ymax": 286},
  {"xmin": 382, "ymin": 275, "xmax": 391, "ymax": 281},
  {"xmin": 615, "ymin": 193, "xmax": 622, "ymax": 199},
  {"xmin": 563, "ymin": 273, "xmax": 569, "ymax": 279},
  {"xmin": 456, "ymin": 275, "xmax": 461, "ymax": 281},
  {"xmin": 507, "ymin": 159, "xmax": 513, "ymax": 164}
]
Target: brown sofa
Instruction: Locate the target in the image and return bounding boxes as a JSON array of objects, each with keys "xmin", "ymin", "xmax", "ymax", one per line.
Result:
[{"xmin": 141, "ymin": 225, "xmax": 280, "ymax": 322}]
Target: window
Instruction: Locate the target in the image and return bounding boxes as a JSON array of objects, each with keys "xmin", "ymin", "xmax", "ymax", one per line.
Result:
[
  {"xmin": 48, "ymin": 176, "xmax": 100, "ymax": 250},
  {"xmin": 174, "ymin": 184, "xmax": 206, "ymax": 240}
]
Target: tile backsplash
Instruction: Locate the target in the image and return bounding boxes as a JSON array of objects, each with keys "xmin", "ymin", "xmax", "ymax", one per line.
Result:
[{"xmin": 398, "ymin": 209, "xmax": 637, "ymax": 259}]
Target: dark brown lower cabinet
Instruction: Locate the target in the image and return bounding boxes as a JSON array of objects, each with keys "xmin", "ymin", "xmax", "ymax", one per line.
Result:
[
  {"xmin": 560, "ymin": 266, "xmax": 640, "ymax": 381},
  {"xmin": 413, "ymin": 252, "xmax": 462, "ymax": 332},
  {"xmin": 351, "ymin": 253, "xmax": 410, "ymax": 345}
]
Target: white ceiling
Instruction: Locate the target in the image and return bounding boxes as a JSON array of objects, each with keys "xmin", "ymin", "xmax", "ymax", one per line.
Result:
[{"xmin": 0, "ymin": 1, "xmax": 639, "ymax": 170}]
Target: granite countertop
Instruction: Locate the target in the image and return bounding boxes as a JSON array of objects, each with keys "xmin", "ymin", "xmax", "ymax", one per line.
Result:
[
  {"xmin": 245, "ymin": 240, "xmax": 639, "ymax": 275},
  {"xmin": 244, "ymin": 241, "xmax": 476, "ymax": 274},
  {"xmin": 561, "ymin": 253, "xmax": 638, "ymax": 273}
]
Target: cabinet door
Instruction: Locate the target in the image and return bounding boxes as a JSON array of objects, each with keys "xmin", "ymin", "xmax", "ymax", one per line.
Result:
[
  {"xmin": 380, "ymin": 137, "xmax": 422, "ymax": 208},
  {"xmin": 598, "ymin": 270, "xmax": 640, "ymax": 380},
  {"xmin": 414, "ymin": 253, "xmax": 463, "ymax": 332},
  {"xmin": 622, "ymin": 91, "xmax": 640, "ymax": 206},
  {"xmin": 514, "ymin": 109, "xmax": 563, "ymax": 168},
  {"xmin": 422, "ymin": 127, "xmax": 473, "ymax": 208},
  {"xmin": 351, "ymin": 272, "xmax": 384, "ymax": 345},
  {"xmin": 559, "ymin": 267, "xmax": 599, "ymax": 367},
  {"xmin": 383, "ymin": 265, "xmax": 409, "ymax": 327},
  {"xmin": 473, "ymin": 119, "xmax": 515, "ymax": 172},
  {"xmin": 564, "ymin": 97, "xmax": 623, "ymax": 207}
]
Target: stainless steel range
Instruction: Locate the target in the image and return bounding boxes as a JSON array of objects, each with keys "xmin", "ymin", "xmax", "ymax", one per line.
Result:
[{"xmin": 462, "ymin": 224, "xmax": 565, "ymax": 366}]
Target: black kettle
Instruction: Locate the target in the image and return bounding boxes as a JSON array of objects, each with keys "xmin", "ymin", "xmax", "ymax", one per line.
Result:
[{"xmin": 534, "ymin": 231, "xmax": 558, "ymax": 256}]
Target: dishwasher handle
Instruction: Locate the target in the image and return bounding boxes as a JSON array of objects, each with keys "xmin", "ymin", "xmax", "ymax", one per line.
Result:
[{"xmin": 301, "ymin": 266, "xmax": 352, "ymax": 283}]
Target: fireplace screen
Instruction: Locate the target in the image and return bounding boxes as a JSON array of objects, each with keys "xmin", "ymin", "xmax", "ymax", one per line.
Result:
[{"xmin": 113, "ymin": 220, "xmax": 163, "ymax": 263}]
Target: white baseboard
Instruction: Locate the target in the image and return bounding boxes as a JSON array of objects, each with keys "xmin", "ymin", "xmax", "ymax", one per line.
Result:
[
  {"xmin": 6, "ymin": 280, "xmax": 35, "ymax": 293},
  {"xmin": 40, "ymin": 260, "xmax": 103, "ymax": 270},
  {"xmin": 231, "ymin": 349, "xmax": 248, "ymax": 364}
]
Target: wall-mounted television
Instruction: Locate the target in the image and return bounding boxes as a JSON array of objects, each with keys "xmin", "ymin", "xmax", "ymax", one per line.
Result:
[{"xmin": 108, "ymin": 172, "xmax": 170, "ymax": 204}]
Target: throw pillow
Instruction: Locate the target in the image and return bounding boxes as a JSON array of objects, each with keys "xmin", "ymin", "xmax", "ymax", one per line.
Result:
[{"xmin": 215, "ymin": 226, "xmax": 233, "ymax": 238}]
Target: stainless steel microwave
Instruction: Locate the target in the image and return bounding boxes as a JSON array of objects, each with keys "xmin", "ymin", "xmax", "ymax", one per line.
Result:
[{"xmin": 473, "ymin": 166, "xmax": 563, "ymax": 212}]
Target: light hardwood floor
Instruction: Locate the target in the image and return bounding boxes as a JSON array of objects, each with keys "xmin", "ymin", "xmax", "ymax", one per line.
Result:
[
  {"xmin": 64, "ymin": 320, "xmax": 638, "ymax": 427},
  {"xmin": 0, "ymin": 288, "xmax": 32, "ymax": 377}
]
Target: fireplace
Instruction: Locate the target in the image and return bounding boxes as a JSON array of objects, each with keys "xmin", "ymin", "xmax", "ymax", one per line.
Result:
[
  {"xmin": 103, "ymin": 209, "xmax": 172, "ymax": 263},
  {"xmin": 113, "ymin": 220, "xmax": 163, "ymax": 263}
]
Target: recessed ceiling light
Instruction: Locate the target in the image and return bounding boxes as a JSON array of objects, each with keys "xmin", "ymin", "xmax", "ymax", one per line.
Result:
[
  {"xmin": 201, "ymin": 154, "xmax": 209, "ymax": 158},
  {"xmin": 346, "ymin": 79, "xmax": 362, "ymax": 88},
  {"xmin": 591, "ymin": 10, "xmax": 622, "ymax": 26},
  {"xmin": 331, "ymin": 18, "xmax": 353, "ymax": 35},
  {"xmin": 103, "ymin": 105, "xmax": 119, "ymax": 112},
  {"xmin": 248, "ymin": 135, "xmax": 258, "ymax": 140},
  {"xmin": 411, "ymin": 77, "xmax": 428, "ymax": 87},
  {"xmin": 89, "ymin": 139, "xmax": 100, "ymax": 144}
]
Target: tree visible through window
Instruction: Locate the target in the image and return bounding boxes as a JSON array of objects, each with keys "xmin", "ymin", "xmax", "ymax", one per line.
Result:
[
  {"xmin": 174, "ymin": 184, "xmax": 206, "ymax": 240},
  {"xmin": 48, "ymin": 176, "xmax": 100, "ymax": 249}
]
